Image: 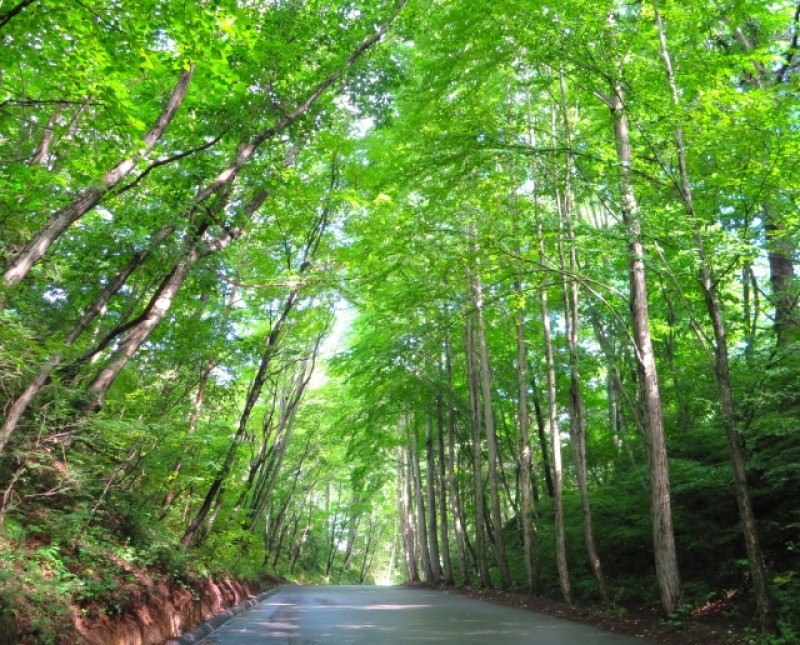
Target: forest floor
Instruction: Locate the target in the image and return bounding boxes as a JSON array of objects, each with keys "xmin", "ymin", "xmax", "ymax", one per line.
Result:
[{"xmin": 405, "ymin": 582, "xmax": 756, "ymax": 644}]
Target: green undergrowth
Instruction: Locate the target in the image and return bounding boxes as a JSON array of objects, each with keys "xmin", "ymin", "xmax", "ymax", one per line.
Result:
[{"xmin": 0, "ymin": 502, "xmax": 272, "ymax": 645}]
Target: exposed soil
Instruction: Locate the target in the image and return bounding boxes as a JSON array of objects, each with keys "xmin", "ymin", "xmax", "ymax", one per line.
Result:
[
  {"xmin": 72, "ymin": 574, "xmax": 283, "ymax": 645},
  {"xmin": 405, "ymin": 582, "xmax": 755, "ymax": 644}
]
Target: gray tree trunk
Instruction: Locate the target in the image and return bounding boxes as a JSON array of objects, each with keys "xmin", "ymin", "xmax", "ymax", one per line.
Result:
[
  {"xmin": 609, "ymin": 68, "xmax": 682, "ymax": 614},
  {"xmin": 654, "ymin": 7, "xmax": 773, "ymax": 629}
]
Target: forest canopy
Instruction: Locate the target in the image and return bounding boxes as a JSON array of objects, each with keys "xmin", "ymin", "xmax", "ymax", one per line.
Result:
[{"xmin": 0, "ymin": 0, "xmax": 798, "ymax": 642}]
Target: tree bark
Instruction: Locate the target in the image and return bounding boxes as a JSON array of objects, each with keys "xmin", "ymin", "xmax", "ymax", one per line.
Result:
[
  {"xmin": 609, "ymin": 68, "xmax": 681, "ymax": 614},
  {"xmin": 445, "ymin": 337, "xmax": 470, "ymax": 585},
  {"xmin": 538, "ymin": 221, "xmax": 572, "ymax": 605},
  {"xmin": 465, "ymin": 314, "xmax": 491, "ymax": 587},
  {"xmin": 246, "ymin": 361, "xmax": 312, "ymax": 533},
  {"xmin": 401, "ymin": 435, "xmax": 421, "ymax": 582},
  {"xmin": 764, "ymin": 208, "xmax": 798, "ymax": 345},
  {"xmin": 515, "ymin": 279, "xmax": 539, "ymax": 593},
  {"xmin": 410, "ymin": 417, "xmax": 434, "ymax": 582},
  {"xmin": 726, "ymin": 19, "xmax": 798, "ymax": 344},
  {"xmin": 530, "ymin": 107, "xmax": 571, "ymax": 603},
  {"xmin": 554, "ymin": 80, "xmax": 609, "ymax": 603},
  {"xmin": 398, "ymin": 441, "xmax": 419, "ymax": 581},
  {"xmin": 654, "ymin": 7, "xmax": 773, "ymax": 629},
  {"xmin": 472, "ymin": 252, "xmax": 512, "ymax": 590},
  {"xmin": 436, "ymin": 395, "xmax": 454, "ymax": 584},
  {"xmin": 425, "ymin": 416, "xmax": 443, "ymax": 581}
]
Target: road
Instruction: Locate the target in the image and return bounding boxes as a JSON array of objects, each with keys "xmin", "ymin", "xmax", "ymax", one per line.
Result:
[{"xmin": 199, "ymin": 585, "xmax": 645, "ymax": 644}]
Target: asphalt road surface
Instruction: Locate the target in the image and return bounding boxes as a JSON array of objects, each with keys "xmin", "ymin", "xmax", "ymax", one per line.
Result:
[{"xmin": 199, "ymin": 585, "xmax": 645, "ymax": 644}]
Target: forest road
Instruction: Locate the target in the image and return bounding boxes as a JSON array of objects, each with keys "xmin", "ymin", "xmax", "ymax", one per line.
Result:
[{"xmin": 198, "ymin": 584, "xmax": 646, "ymax": 644}]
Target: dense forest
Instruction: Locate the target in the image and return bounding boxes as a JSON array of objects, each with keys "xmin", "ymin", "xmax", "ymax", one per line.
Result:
[{"xmin": 1, "ymin": 0, "xmax": 798, "ymax": 642}]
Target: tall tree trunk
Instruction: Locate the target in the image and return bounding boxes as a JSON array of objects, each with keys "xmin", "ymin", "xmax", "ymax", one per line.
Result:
[
  {"xmin": 402, "ymin": 435, "xmax": 421, "ymax": 582},
  {"xmin": 554, "ymin": 80, "xmax": 609, "ymax": 603},
  {"xmin": 410, "ymin": 417, "xmax": 434, "ymax": 582},
  {"xmin": 436, "ymin": 395, "xmax": 454, "ymax": 584},
  {"xmin": 425, "ymin": 416, "xmax": 443, "ymax": 581},
  {"xmin": 234, "ymin": 386, "xmax": 283, "ymax": 514},
  {"xmin": 340, "ymin": 508, "xmax": 361, "ymax": 575},
  {"xmin": 445, "ymin": 338, "xmax": 470, "ymax": 585},
  {"xmin": 764, "ymin": 206, "xmax": 798, "ymax": 345},
  {"xmin": 471, "ymin": 251, "xmax": 511, "ymax": 589},
  {"xmin": 654, "ymin": 7, "xmax": 773, "ymax": 629},
  {"xmin": 3, "ymin": 67, "xmax": 194, "ymax": 286},
  {"xmin": 86, "ymin": 250, "xmax": 196, "ymax": 411},
  {"xmin": 359, "ymin": 515, "xmax": 377, "ymax": 583},
  {"xmin": 538, "ymin": 227, "xmax": 571, "ymax": 604},
  {"xmin": 398, "ymin": 441, "xmax": 419, "ymax": 582},
  {"xmin": 465, "ymin": 315, "xmax": 491, "ymax": 587},
  {"xmin": 530, "ymin": 106, "xmax": 571, "ymax": 603},
  {"xmin": 515, "ymin": 278, "xmax": 539, "ymax": 593},
  {"xmin": 609, "ymin": 68, "xmax": 682, "ymax": 614}
]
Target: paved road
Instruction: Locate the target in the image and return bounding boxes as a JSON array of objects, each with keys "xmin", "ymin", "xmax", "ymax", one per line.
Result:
[{"xmin": 199, "ymin": 585, "xmax": 645, "ymax": 644}]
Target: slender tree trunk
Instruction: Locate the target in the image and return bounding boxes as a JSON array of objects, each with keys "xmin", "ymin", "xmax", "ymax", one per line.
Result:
[
  {"xmin": 554, "ymin": 80, "xmax": 609, "ymax": 603},
  {"xmin": 515, "ymin": 278, "xmax": 539, "ymax": 593},
  {"xmin": 436, "ymin": 396, "xmax": 454, "ymax": 584},
  {"xmin": 402, "ymin": 435, "xmax": 421, "ymax": 582},
  {"xmin": 398, "ymin": 441, "xmax": 419, "ymax": 581},
  {"xmin": 654, "ymin": 7, "xmax": 773, "ymax": 629},
  {"xmin": 472, "ymin": 254, "xmax": 512, "ymax": 589},
  {"xmin": 530, "ymin": 107, "xmax": 571, "ymax": 603},
  {"xmin": 180, "ymin": 282, "xmax": 310, "ymax": 549},
  {"xmin": 410, "ymin": 418, "xmax": 434, "ymax": 582},
  {"xmin": 496, "ymin": 409, "xmax": 519, "ymax": 521},
  {"xmin": 204, "ymin": 486, "xmax": 225, "ymax": 537},
  {"xmin": 425, "ymin": 416, "xmax": 443, "ymax": 581},
  {"xmin": 234, "ymin": 386, "xmax": 283, "ymax": 514},
  {"xmin": 727, "ymin": 23, "xmax": 798, "ymax": 345},
  {"xmin": 270, "ymin": 468, "xmax": 304, "ymax": 566},
  {"xmin": 359, "ymin": 515, "xmax": 376, "ymax": 583},
  {"xmin": 445, "ymin": 338, "xmax": 470, "ymax": 585},
  {"xmin": 246, "ymin": 361, "xmax": 314, "ymax": 532},
  {"xmin": 465, "ymin": 315, "xmax": 491, "ymax": 587},
  {"xmin": 387, "ymin": 518, "xmax": 399, "ymax": 581},
  {"xmin": 764, "ymin": 206, "xmax": 798, "ymax": 345},
  {"xmin": 609, "ymin": 69, "xmax": 682, "ymax": 614},
  {"xmin": 340, "ymin": 508, "xmax": 361, "ymax": 576},
  {"xmin": 3, "ymin": 67, "xmax": 194, "ymax": 286},
  {"xmin": 539, "ymin": 232, "xmax": 571, "ymax": 604}
]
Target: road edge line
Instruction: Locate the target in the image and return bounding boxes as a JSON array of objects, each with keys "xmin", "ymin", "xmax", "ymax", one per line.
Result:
[{"xmin": 166, "ymin": 585, "xmax": 286, "ymax": 644}]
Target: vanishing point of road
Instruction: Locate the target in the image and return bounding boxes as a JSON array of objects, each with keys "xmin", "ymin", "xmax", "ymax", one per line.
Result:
[{"xmin": 199, "ymin": 585, "xmax": 646, "ymax": 644}]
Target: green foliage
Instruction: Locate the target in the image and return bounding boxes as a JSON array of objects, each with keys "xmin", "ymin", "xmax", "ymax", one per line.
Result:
[{"xmin": 1, "ymin": 0, "xmax": 799, "ymax": 640}]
